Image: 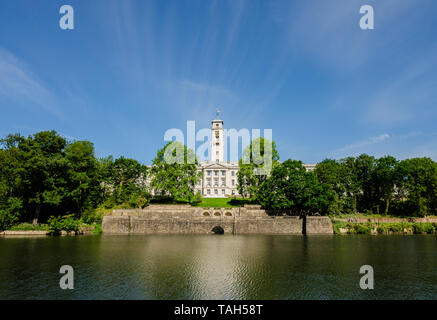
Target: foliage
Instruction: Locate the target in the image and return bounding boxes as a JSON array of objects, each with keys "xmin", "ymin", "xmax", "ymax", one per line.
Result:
[
  {"xmin": 396, "ymin": 158, "xmax": 437, "ymax": 217},
  {"xmin": 9, "ymin": 223, "xmax": 48, "ymax": 231},
  {"xmin": 1, "ymin": 129, "xmax": 437, "ymax": 231},
  {"xmin": 332, "ymin": 220, "xmax": 437, "ymax": 235},
  {"xmin": 0, "ymin": 198, "xmax": 22, "ymax": 231},
  {"xmin": 256, "ymin": 160, "xmax": 335, "ymax": 215},
  {"xmin": 237, "ymin": 137, "xmax": 279, "ymax": 198},
  {"xmin": 151, "ymin": 141, "xmax": 201, "ymax": 202},
  {"xmin": 47, "ymin": 215, "xmax": 81, "ymax": 235}
]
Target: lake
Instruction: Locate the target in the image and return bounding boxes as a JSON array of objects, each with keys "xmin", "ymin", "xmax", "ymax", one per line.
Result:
[{"xmin": 1, "ymin": 234, "xmax": 437, "ymax": 299}]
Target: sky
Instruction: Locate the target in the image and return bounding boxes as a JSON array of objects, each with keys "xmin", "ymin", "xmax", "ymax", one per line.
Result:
[{"xmin": 0, "ymin": 0, "xmax": 436, "ymax": 164}]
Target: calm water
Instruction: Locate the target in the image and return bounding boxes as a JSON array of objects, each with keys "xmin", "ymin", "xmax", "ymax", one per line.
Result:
[{"xmin": 1, "ymin": 234, "xmax": 437, "ymax": 299}]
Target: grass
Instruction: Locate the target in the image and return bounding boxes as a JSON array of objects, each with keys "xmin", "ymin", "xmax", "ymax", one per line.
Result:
[
  {"xmin": 329, "ymin": 213, "xmax": 437, "ymax": 219},
  {"xmin": 9, "ymin": 223, "xmax": 49, "ymax": 231},
  {"xmin": 331, "ymin": 219, "xmax": 437, "ymax": 235},
  {"xmin": 192, "ymin": 197, "xmax": 254, "ymax": 208}
]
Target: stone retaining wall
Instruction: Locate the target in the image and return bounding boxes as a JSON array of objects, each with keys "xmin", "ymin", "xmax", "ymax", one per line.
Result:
[{"xmin": 102, "ymin": 205, "xmax": 333, "ymax": 235}]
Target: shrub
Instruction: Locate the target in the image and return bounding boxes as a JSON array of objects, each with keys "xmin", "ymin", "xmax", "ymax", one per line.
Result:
[
  {"xmin": 412, "ymin": 223, "xmax": 435, "ymax": 234},
  {"xmin": 81, "ymin": 209, "xmax": 104, "ymax": 224},
  {"xmin": 331, "ymin": 220, "xmax": 348, "ymax": 234},
  {"xmin": 91, "ymin": 224, "xmax": 102, "ymax": 234},
  {"xmin": 47, "ymin": 215, "xmax": 81, "ymax": 235},
  {"xmin": 9, "ymin": 223, "xmax": 48, "ymax": 231},
  {"xmin": 349, "ymin": 223, "xmax": 373, "ymax": 234},
  {"xmin": 0, "ymin": 198, "xmax": 22, "ymax": 231}
]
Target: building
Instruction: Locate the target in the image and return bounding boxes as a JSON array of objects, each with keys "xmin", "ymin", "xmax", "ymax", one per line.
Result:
[
  {"xmin": 195, "ymin": 116, "xmax": 240, "ymax": 197},
  {"xmin": 195, "ymin": 115, "xmax": 316, "ymax": 197}
]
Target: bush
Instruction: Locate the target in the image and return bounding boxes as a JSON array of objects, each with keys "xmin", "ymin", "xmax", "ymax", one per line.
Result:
[
  {"xmin": 412, "ymin": 223, "xmax": 435, "ymax": 234},
  {"xmin": 332, "ymin": 220, "xmax": 348, "ymax": 234},
  {"xmin": 348, "ymin": 223, "xmax": 373, "ymax": 234},
  {"xmin": 9, "ymin": 223, "xmax": 48, "ymax": 231},
  {"xmin": 0, "ymin": 198, "xmax": 22, "ymax": 231},
  {"xmin": 47, "ymin": 215, "xmax": 81, "ymax": 235},
  {"xmin": 81, "ymin": 209, "xmax": 104, "ymax": 224}
]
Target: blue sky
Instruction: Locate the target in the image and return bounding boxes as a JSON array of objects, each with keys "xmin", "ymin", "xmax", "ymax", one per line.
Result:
[{"xmin": 0, "ymin": 0, "xmax": 436, "ymax": 164}]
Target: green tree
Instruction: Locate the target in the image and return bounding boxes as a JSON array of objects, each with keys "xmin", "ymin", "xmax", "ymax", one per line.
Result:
[
  {"xmin": 64, "ymin": 141, "xmax": 100, "ymax": 214},
  {"xmin": 151, "ymin": 141, "xmax": 201, "ymax": 202},
  {"xmin": 257, "ymin": 160, "xmax": 334, "ymax": 216},
  {"xmin": 16, "ymin": 131, "xmax": 69, "ymax": 224},
  {"xmin": 396, "ymin": 158, "xmax": 437, "ymax": 216},
  {"xmin": 353, "ymin": 154, "xmax": 377, "ymax": 213},
  {"xmin": 237, "ymin": 137, "xmax": 279, "ymax": 198},
  {"xmin": 372, "ymin": 156, "xmax": 399, "ymax": 215},
  {"xmin": 98, "ymin": 156, "xmax": 149, "ymax": 207}
]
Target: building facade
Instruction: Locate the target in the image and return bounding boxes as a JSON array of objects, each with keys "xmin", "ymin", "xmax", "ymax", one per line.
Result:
[
  {"xmin": 194, "ymin": 116, "xmax": 316, "ymax": 197},
  {"xmin": 195, "ymin": 117, "xmax": 240, "ymax": 197}
]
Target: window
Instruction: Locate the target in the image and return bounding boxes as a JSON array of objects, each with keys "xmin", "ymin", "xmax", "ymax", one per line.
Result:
[
  {"xmin": 215, "ymin": 189, "xmax": 218, "ymax": 195},
  {"xmin": 216, "ymin": 124, "xmax": 219, "ymax": 127},
  {"xmin": 232, "ymin": 179, "xmax": 235, "ymax": 186},
  {"xmin": 222, "ymin": 189, "xmax": 225, "ymax": 194},
  {"xmin": 207, "ymin": 171, "xmax": 211, "ymax": 176},
  {"xmin": 215, "ymin": 171, "xmax": 218, "ymax": 176},
  {"xmin": 207, "ymin": 189, "xmax": 210, "ymax": 195},
  {"xmin": 231, "ymin": 171, "xmax": 235, "ymax": 176},
  {"xmin": 222, "ymin": 171, "xmax": 225, "ymax": 176}
]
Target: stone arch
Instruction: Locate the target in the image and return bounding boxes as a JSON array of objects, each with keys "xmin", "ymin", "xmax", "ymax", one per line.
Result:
[
  {"xmin": 214, "ymin": 212, "xmax": 221, "ymax": 217},
  {"xmin": 211, "ymin": 226, "xmax": 224, "ymax": 234},
  {"xmin": 203, "ymin": 212, "xmax": 210, "ymax": 216},
  {"xmin": 225, "ymin": 212, "xmax": 232, "ymax": 217}
]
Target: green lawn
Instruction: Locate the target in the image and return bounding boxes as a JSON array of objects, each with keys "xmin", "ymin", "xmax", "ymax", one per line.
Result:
[{"xmin": 193, "ymin": 198, "xmax": 243, "ymax": 208}]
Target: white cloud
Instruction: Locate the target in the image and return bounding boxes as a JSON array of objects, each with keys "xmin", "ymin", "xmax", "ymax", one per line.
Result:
[
  {"xmin": 0, "ymin": 48, "xmax": 61, "ymax": 117},
  {"xmin": 337, "ymin": 133, "xmax": 391, "ymax": 153}
]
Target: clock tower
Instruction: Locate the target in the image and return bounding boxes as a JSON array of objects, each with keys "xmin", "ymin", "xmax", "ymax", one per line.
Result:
[{"xmin": 211, "ymin": 112, "xmax": 224, "ymax": 163}]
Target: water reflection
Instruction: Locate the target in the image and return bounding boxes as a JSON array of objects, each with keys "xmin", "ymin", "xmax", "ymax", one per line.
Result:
[{"xmin": 1, "ymin": 235, "xmax": 437, "ymax": 299}]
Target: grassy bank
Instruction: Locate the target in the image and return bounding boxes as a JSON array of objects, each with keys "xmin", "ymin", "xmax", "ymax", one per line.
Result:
[
  {"xmin": 332, "ymin": 219, "xmax": 437, "ymax": 235},
  {"xmin": 192, "ymin": 197, "xmax": 256, "ymax": 208}
]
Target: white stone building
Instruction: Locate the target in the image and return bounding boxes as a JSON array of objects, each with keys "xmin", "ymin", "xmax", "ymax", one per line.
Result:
[
  {"xmin": 195, "ymin": 117, "xmax": 240, "ymax": 197},
  {"xmin": 194, "ymin": 116, "xmax": 316, "ymax": 198}
]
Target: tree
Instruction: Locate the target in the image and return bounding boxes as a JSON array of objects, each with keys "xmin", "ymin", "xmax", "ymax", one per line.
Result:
[
  {"xmin": 64, "ymin": 141, "xmax": 100, "ymax": 214},
  {"xmin": 17, "ymin": 131, "xmax": 69, "ymax": 224},
  {"xmin": 237, "ymin": 137, "xmax": 279, "ymax": 198},
  {"xmin": 396, "ymin": 158, "xmax": 437, "ymax": 216},
  {"xmin": 0, "ymin": 131, "xmax": 102, "ymax": 226},
  {"xmin": 314, "ymin": 159, "xmax": 346, "ymax": 215},
  {"xmin": 151, "ymin": 141, "xmax": 201, "ymax": 202},
  {"xmin": 97, "ymin": 156, "xmax": 150, "ymax": 208},
  {"xmin": 257, "ymin": 160, "xmax": 334, "ymax": 216},
  {"xmin": 372, "ymin": 156, "xmax": 399, "ymax": 215},
  {"xmin": 353, "ymin": 154, "xmax": 377, "ymax": 213}
]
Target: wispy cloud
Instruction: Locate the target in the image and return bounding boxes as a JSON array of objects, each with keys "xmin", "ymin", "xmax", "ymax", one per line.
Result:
[
  {"xmin": 0, "ymin": 48, "xmax": 61, "ymax": 117},
  {"xmin": 337, "ymin": 133, "xmax": 391, "ymax": 153},
  {"xmin": 363, "ymin": 47, "xmax": 437, "ymax": 125},
  {"xmin": 279, "ymin": 0, "xmax": 418, "ymax": 71}
]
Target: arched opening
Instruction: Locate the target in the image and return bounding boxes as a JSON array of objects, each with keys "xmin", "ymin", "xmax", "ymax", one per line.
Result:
[
  {"xmin": 203, "ymin": 212, "xmax": 210, "ymax": 216},
  {"xmin": 214, "ymin": 212, "xmax": 221, "ymax": 217},
  {"xmin": 225, "ymin": 212, "xmax": 232, "ymax": 217},
  {"xmin": 211, "ymin": 226, "xmax": 224, "ymax": 234}
]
